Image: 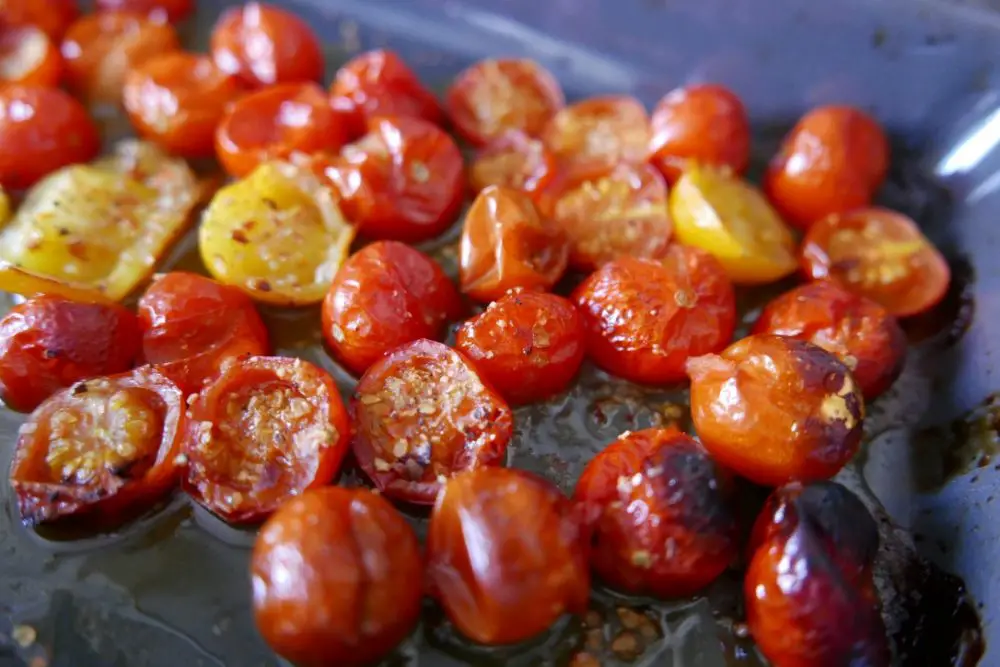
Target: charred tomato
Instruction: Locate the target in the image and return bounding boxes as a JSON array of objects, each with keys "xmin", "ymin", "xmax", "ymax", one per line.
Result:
[{"xmin": 330, "ymin": 48, "xmax": 443, "ymax": 126}]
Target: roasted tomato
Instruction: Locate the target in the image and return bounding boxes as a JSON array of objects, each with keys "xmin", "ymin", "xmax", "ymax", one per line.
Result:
[
  {"xmin": 800, "ymin": 207, "xmax": 950, "ymax": 318},
  {"xmin": 95, "ymin": 0, "xmax": 194, "ymax": 23},
  {"xmin": 572, "ymin": 246, "xmax": 736, "ymax": 385},
  {"xmin": 753, "ymin": 281, "xmax": 907, "ymax": 399},
  {"xmin": 459, "ymin": 185, "xmax": 569, "ymax": 303},
  {"xmin": 427, "ymin": 467, "xmax": 590, "ymax": 645},
  {"xmin": 574, "ymin": 429, "xmax": 737, "ymax": 598},
  {"xmin": 330, "ymin": 48, "xmax": 442, "ymax": 126},
  {"xmin": 0, "ymin": 24, "xmax": 62, "ymax": 87},
  {"xmin": 351, "ymin": 339, "xmax": 513, "ymax": 505},
  {"xmin": 542, "ymin": 95, "xmax": 650, "ymax": 175},
  {"xmin": 687, "ymin": 334, "xmax": 864, "ymax": 487},
  {"xmin": 9, "ymin": 367, "xmax": 186, "ymax": 525},
  {"xmin": 765, "ymin": 105, "xmax": 889, "ymax": 229},
  {"xmin": 468, "ymin": 130, "xmax": 555, "ymax": 198},
  {"xmin": 0, "ymin": 0, "xmax": 78, "ymax": 41},
  {"xmin": 252, "ymin": 487, "xmax": 423, "ymax": 667},
  {"xmin": 746, "ymin": 481, "xmax": 890, "ymax": 667},
  {"xmin": 322, "ymin": 241, "xmax": 462, "ymax": 376},
  {"xmin": 183, "ymin": 356, "xmax": 350, "ymax": 523},
  {"xmin": 210, "ymin": 2, "xmax": 323, "ymax": 88}
]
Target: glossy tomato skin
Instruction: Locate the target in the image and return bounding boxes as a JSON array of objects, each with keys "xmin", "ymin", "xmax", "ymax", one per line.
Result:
[
  {"xmin": 331, "ymin": 48, "xmax": 442, "ymax": 126},
  {"xmin": 574, "ymin": 429, "xmax": 738, "ymax": 598},
  {"xmin": 427, "ymin": 467, "xmax": 591, "ymax": 645},
  {"xmin": 95, "ymin": 0, "xmax": 194, "ymax": 23},
  {"xmin": 572, "ymin": 246, "xmax": 736, "ymax": 385},
  {"xmin": 0, "ymin": 0, "xmax": 78, "ymax": 41},
  {"xmin": 351, "ymin": 339, "xmax": 514, "ymax": 505},
  {"xmin": 468, "ymin": 130, "xmax": 555, "ymax": 198},
  {"xmin": 322, "ymin": 241, "xmax": 463, "ymax": 376},
  {"xmin": 0, "ymin": 25, "xmax": 63, "ymax": 87},
  {"xmin": 542, "ymin": 95, "xmax": 651, "ymax": 175},
  {"xmin": 252, "ymin": 487, "xmax": 423, "ymax": 667}
]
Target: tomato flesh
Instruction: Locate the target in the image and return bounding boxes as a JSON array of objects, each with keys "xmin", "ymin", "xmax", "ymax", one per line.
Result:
[
  {"xmin": 330, "ymin": 48, "xmax": 442, "ymax": 126},
  {"xmin": 468, "ymin": 130, "xmax": 555, "ymax": 198},
  {"xmin": 0, "ymin": 24, "xmax": 62, "ymax": 87},
  {"xmin": 542, "ymin": 95, "xmax": 650, "ymax": 175}
]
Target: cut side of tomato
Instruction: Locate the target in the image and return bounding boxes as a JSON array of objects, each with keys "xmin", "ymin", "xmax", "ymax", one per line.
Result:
[
  {"xmin": 542, "ymin": 95, "xmax": 650, "ymax": 175},
  {"xmin": 0, "ymin": 24, "xmax": 62, "ymax": 87}
]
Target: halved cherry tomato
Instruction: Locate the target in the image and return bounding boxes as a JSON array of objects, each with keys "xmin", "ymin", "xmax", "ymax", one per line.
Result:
[
  {"xmin": 210, "ymin": 2, "xmax": 323, "ymax": 88},
  {"xmin": 351, "ymin": 339, "xmax": 513, "ymax": 505},
  {"xmin": 252, "ymin": 487, "xmax": 423, "ymax": 667},
  {"xmin": 542, "ymin": 95, "xmax": 650, "ymax": 175},
  {"xmin": 427, "ymin": 467, "xmax": 590, "ymax": 645},
  {"xmin": 649, "ymin": 83, "xmax": 750, "ymax": 185},
  {"xmin": 455, "ymin": 290, "xmax": 584, "ymax": 405},
  {"xmin": 459, "ymin": 185, "xmax": 569, "ymax": 303},
  {"xmin": 468, "ymin": 130, "xmax": 555, "ymax": 198},
  {"xmin": 800, "ymin": 208, "xmax": 950, "ymax": 318},
  {"xmin": 183, "ymin": 356, "xmax": 350, "ymax": 524},
  {"xmin": 764, "ymin": 105, "xmax": 889, "ymax": 229},
  {"xmin": 0, "ymin": 0, "xmax": 78, "ymax": 41},
  {"xmin": 322, "ymin": 241, "xmax": 462, "ymax": 376},
  {"xmin": 9, "ymin": 367, "xmax": 186, "ymax": 525},
  {"xmin": 687, "ymin": 334, "xmax": 864, "ymax": 487},
  {"xmin": 572, "ymin": 246, "xmax": 736, "ymax": 385},
  {"xmin": 0, "ymin": 295, "xmax": 140, "ymax": 413},
  {"xmin": 330, "ymin": 49, "xmax": 442, "ymax": 126},
  {"xmin": 0, "ymin": 24, "xmax": 62, "ymax": 87},
  {"xmin": 95, "ymin": 0, "xmax": 194, "ymax": 23},
  {"xmin": 124, "ymin": 51, "xmax": 242, "ymax": 158},
  {"xmin": 574, "ymin": 429, "xmax": 737, "ymax": 598}
]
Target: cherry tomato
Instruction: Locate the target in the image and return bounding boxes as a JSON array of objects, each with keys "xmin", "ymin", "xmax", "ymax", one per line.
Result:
[
  {"xmin": 351, "ymin": 339, "xmax": 513, "ymax": 505},
  {"xmin": 468, "ymin": 130, "xmax": 555, "ymax": 198},
  {"xmin": 183, "ymin": 356, "xmax": 350, "ymax": 524},
  {"xmin": 649, "ymin": 83, "xmax": 751, "ymax": 185},
  {"xmin": 542, "ymin": 95, "xmax": 650, "ymax": 175},
  {"xmin": 0, "ymin": 0, "xmax": 78, "ymax": 41},
  {"xmin": 252, "ymin": 487, "xmax": 423, "ymax": 667},
  {"xmin": 572, "ymin": 246, "xmax": 736, "ymax": 385},
  {"xmin": 330, "ymin": 48, "xmax": 442, "ymax": 126},
  {"xmin": 427, "ymin": 467, "xmax": 590, "ymax": 645},
  {"xmin": 764, "ymin": 105, "xmax": 889, "ymax": 229},
  {"xmin": 95, "ymin": 0, "xmax": 194, "ymax": 23},
  {"xmin": 123, "ymin": 51, "xmax": 242, "ymax": 158},
  {"xmin": 800, "ymin": 207, "xmax": 950, "ymax": 318},
  {"xmin": 210, "ymin": 2, "xmax": 323, "ymax": 88},
  {"xmin": 0, "ymin": 24, "xmax": 62, "ymax": 87},
  {"xmin": 9, "ymin": 367, "xmax": 186, "ymax": 525},
  {"xmin": 752, "ymin": 281, "xmax": 907, "ymax": 399},
  {"xmin": 574, "ymin": 429, "xmax": 737, "ymax": 598}
]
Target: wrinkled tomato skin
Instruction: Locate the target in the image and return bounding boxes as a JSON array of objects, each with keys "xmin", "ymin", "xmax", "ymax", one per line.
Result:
[
  {"xmin": 687, "ymin": 334, "xmax": 865, "ymax": 487},
  {"xmin": 468, "ymin": 130, "xmax": 556, "ymax": 199},
  {"xmin": 753, "ymin": 281, "xmax": 907, "ymax": 400},
  {"xmin": 0, "ymin": 25, "xmax": 63, "ymax": 87},
  {"xmin": 572, "ymin": 247, "xmax": 736, "ymax": 385},
  {"xmin": 455, "ymin": 290, "xmax": 584, "ymax": 405},
  {"xmin": 542, "ymin": 95, "xmax": 651, "ymax": 175},
  {"xmin": 330, "ymin": 49, "xmax": 443, "ymax": 126},
  {"xmin": 252, "ymin": 487, "xmax": 423, "ymax": 667},
  {"xmin": 322, "ymin": 241, "xmax": 463, "ymax": 376},
  {"xmin": 351, "ymin": 339, "xmax": 514, "ymax": 505},
  {"xmin": 0, "ymin": 0, "xmax": 78, "ymax": 41},
  {"xmin": 95, "ymin": 0, "xmax": 194, "ymax": 23},
  {"xmin": 574, "ymin": 429, "xmax": 738, "ymax": 598},
  {"xmin": 427, "ymin": 467, "xmax": 591, "ymax": 645},
  {"xmin": 0, "ymin": 296, "xmax": 141, "ymax": 413}
]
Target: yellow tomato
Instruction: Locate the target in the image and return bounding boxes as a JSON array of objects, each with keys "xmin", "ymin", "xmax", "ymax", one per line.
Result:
[{"xmin": 0, "ymin": 187, "xmax": 10, "ymax": 227}]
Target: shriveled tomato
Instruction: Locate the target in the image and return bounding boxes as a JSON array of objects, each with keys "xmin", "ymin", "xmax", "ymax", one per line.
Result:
[
  {"xmin": 183, "ymin": 356, "xmax": 350, "ymax": 524},
  {"xmin": 252, "ymin": 487, "xmax": 423, "ymax": 667},
  {"xmin": 764, "ymin": 105, "xmax": 889, "ymax": 229},
  {"xmin": 0, "ymin": 0, "xmax": 78, "ymax": 41},
  {"xmin": 468, "ymin": 130, "xmax": 555, "ymax": 198},
  {"xmin": 574, "ymin": 429, "xmax": 737, "ymax": 598},
  {"xmin": 427, "ymin": 467, "xmax": 590, "ymax": 645},
  {"xmin": 572, "ymin": 246, "xmax": 736, "ymax": 385},
  {"xmin": 330, "ymin": 48, "xmax": 442, "ymax": 126},
  {"xmin": 542, "ymin": 95, "xmax": 650, "ymax": 175},
  {"xmin": 0, "ymin": 24, "xmax": 62, "ymax": 87},
  {"xmin": 800, "ymin": 207, "xmax": 950, "ymax": 318},
  {"xmin": 351, "ymin": 339, "xmax": 513, "ymax": 505},
  {"xmin": 95, "ymin": 0, "xmax": 194, "ymax": 23},
  {"xmin": 9, "ymin": 367, "xmax": 186, "ymax": 525}
]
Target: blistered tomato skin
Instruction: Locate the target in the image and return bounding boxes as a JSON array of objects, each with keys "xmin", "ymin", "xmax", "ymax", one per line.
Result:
[
  {"xmin": 331, "ymin": 49, "xmax": 442, "ymax": 126},
  {"xmin": 542, "ymin": 95, "xmax": 651, "ymax": 175},
  {"xmin": 252, "ymin": 487, "xmax": 423, "ymax": 667},
  {"xmin": 0, "ymin": 0, "xmax": 79, "ymax": 41},
  {"xmin": 0, "ymin": 25, "xmax": 63, "ymax": 87},
  {"xmin": 95, "ymin": 0, "xmax": 194, "ymax": 23},
  {"xmin": 572, "ymin": 247, "xmax": 736, "ymax": 386},
  {"xmin": 427, "ymin": 467, "xmax": 591, "ymax": 645},
  {"xmin": 468, "ymin": 130, "xmax": 556, "ymax": 198},
  {"xmin": 574, "ymin": 429, "xmax": 738, "ymax": 598},
  {"xmin": 687, "ymin": 334, "xmax": 865, "ymax": 487}
]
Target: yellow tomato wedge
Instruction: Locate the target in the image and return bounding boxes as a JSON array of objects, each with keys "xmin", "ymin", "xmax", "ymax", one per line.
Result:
[
  {"xmin": 0, "ymin": 187, "xmax": 10, "ymax": 227},
  {"xmin": 199, "ymin": 160, "xmax": 355, "ymax": 306},
  {"xmin": 669, "ymin": 164, "xmax": 797, "ymax": 284}
]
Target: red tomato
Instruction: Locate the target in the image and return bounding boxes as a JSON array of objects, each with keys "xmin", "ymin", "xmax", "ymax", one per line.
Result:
[
  {"xmin": 427, "ymin": 467, "xmax": 590, "ymax": 645},
  {"xmin": 9, "ymin": 367, "xmax": 186, "ymax": 525},
  {"xmin": 183, "ymin": 356, "xmax": 350, "ymax": 523},
  {"xmin": 542, "ymin": 95, "xmax": 651, "ymax": 175},
  {"xmin": 0, "ymin": 85, "xmax": 99, "ymax": 190},
  {"xmin": 0, "ymin": 24, "xmax": 62, "ymax": 87},
  {"xmin": 351, "ymin": 339, "xmax": 513, "ymax": 505},
  {"xmin": 572, "ymin": 246, "xmax": 736, "ymax": 385},
  {"xmin": 0, "ymin": 0, "xmax": 78, "ymax": 41},
  {"xmin": 210, "ymin": 2, "xmax": 323, "ymax": 88},
  {"xmin": 252, "ymin": 487, "xmax": 423, "ymax": 667},
  {"xmin": 764, "ymin": 105, "xmax": 889, "ymax": 229},
  {"xmin": 800, "ymin": 207, "xmax": 950, "ymax": 317},
  {"xmin": 330, "ymin": 49, "xmax": 442, "ymax": 125},
  {"xmin": 322, "ymin": 241, "xmax": 462, "ymax": 376},
  {"xmin": 648, "ymin": 83, "xmax": 751, "ymax": 185},
  {"xmin": 574, "ymin": 429, "xmax": 737, "ymax": 598},
  {"xmin": 468, "ymin": 130, "xmax": 555, "ymax": 198},
  {"xmin": 95, "ymin": 0, "xmax": 193, "ymax": 23}
]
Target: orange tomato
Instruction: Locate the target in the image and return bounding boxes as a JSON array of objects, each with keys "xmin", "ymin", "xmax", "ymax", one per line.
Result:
[
  {"xmin": 0, "ymin": 24, "xmax": 62, "ymax": 87},
  {"xmin": 542, "ymin": 95, "xmax": 650, "ymax": 175}
]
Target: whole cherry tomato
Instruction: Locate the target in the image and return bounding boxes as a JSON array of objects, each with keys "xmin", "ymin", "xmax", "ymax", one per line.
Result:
[
  {"xmin": 542, "ymin": 95, "xmax": 650, "ymax": 175},
  {"xmin": 468, "ymin": 130, "xmax": 555, "ymax": 198},
  {"xmin": 9, "ymin": 367, "xmax": 186, "ymax": 526},
  {"xmin": 455, "ymin": 290, "xmax": 584, "ymax": 405},
  {"xmin": 252, "ymin": 487, "xmax": 423, "ymax": 667},
  {"xmin": 322, "ymin": 241, "xmax": 463, "ymax": 376},
  {"xmin": 427, "ymin": 467, "xmax": 591, "ymax": 645},
  {"xmin": 330, "ymin": 48, "xmax": 442, "ymax": 126},
  {"xmin": 0, "ymin": 0, "xmax": 78, "ymax": 41},
  {"xmin": 687, "ymin": 334, "xmax": 865, "ymax": 487},
  {"xmin": 574, "ymin": 429, "xmax": 738, "ymax": 598},
  {"xmin": 800, "ymin": 207, "xmax": 951, "ymax": 318},
  {"xmin": 0, "ymin": 24, "xmax": 62, "ymax": 87},
  {"xmin": 351, "ymin": 339, "xmax": 514, "ymax": 505},
  {"xmin": 95, "ymin": 0, "xmax": 194, "ymax": 23},
  {"xmin": 572, "ymin": 246, "xmax": 736, "ymax": 385}
]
